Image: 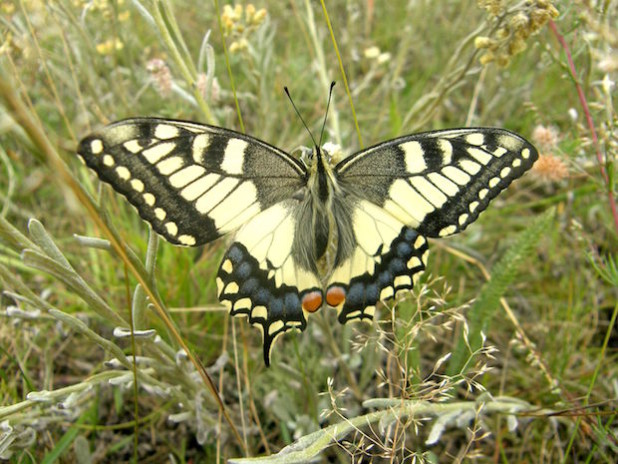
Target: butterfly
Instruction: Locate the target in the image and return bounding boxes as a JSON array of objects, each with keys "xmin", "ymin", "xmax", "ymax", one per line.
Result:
[{"xmin": 77, "ymin": 117, "xmax": 537, "ymax": 365}]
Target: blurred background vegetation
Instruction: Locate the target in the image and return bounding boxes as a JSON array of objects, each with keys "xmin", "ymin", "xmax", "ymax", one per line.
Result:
[{"xmin": 0, "ymin": 0, "xmax": 616, "ymax": 462}]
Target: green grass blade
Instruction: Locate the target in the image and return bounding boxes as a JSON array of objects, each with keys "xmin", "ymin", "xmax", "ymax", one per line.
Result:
[{"xmin": 447, "ymin": 208, "xmax": 555, "ymax": 375}]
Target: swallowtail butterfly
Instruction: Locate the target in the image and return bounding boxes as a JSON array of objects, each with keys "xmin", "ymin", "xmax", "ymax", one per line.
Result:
[{"xmin": 78, "ymin": 117, "xmax": 537, "ymax": 365}]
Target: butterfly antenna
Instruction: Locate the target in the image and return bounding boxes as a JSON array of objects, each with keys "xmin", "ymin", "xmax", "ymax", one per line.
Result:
[
  {"xmin": 319, "ymin": 81, "xmax": 336, "ymax": 147},
  {"xmin": 284, "ymin": 87, "xmax": 318, "ymax": 148}
]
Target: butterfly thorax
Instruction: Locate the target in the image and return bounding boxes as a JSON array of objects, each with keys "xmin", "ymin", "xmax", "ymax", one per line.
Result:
[{"xmin": 302, "ymin": 146, "xmax": 340, "ymax": 278}]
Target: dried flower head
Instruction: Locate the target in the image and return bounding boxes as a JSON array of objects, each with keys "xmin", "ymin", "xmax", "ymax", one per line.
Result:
[
  {"xmin": 95, "ymin": 38, "xmax": 123, "ymax": 55},
  {"xmin": 475, "ymin": 0, "xmax": 559, "ymax": 67},
  {"xmin": 221, "ymin": 3, "xmax": 267, "ymax": 41},
  {"xmin": 532, "ymin": 153, "xmax": 569, "ymax": 181},
  {"xmin": 531, "ymin": 124, "xmax": 560, "ymax": 150},
  {"xmin": 146, "ymin": 58, "xmax": 172, "ymax": 97}
]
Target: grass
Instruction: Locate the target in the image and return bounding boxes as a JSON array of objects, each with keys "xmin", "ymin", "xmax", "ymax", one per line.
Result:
[{"xmin": 0, "ymin": 0, "xmax": 616, "ymax": 462}]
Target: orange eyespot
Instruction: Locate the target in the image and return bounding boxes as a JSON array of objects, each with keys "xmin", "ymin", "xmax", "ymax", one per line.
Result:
[
  {"xmin": 301, "ymin": 291, "xmax": 323, "ymax": 313},
  {"xmin": 326, "ymin": 286, "xmax": 346, "ymax": 307}
]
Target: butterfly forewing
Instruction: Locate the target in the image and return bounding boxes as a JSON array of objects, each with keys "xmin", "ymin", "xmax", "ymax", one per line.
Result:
[
  {"xmin": 335, "ymin": 128, "xmax": 538, "ymax": 238},
  {"xmin": 77, "ymin": 118, "xmax": 307, "ymax": 246}
]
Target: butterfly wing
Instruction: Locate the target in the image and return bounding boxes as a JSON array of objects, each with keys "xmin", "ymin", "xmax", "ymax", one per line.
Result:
[
  {"xmin": 329, "ymin": 128, "xmax": 537, "ymax": 322},
  {"xmin": 77, "ymin": 118, "xmax": 307, "ymax": 246},
  {"xmin": 78, "ymin": 118, "xmax": 321, "ymax": 365},
  {"xmin": 216, "ymin": 199, "xmax": 323, "ymax": 366}
]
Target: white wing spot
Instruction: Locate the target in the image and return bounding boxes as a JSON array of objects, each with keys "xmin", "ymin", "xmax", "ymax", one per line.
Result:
[
  {"xmin": 221, "ymin": 139, "xmax": 248, "ymax": 175},
  {"xmin": 521, "ymin": 148, "xmax": 531, "ymax": 159},
  {"xmin": 493, "ymin": 147, "xmax": 508, "ymax": 157},
  {"xmin": 458, "ymin": 213, "xmax": 469, "ymax": 226},
  {"xmin": 169, "ymin": 165, "xmax": 206, "ymax": 188},
  {"xmin": 498, "ymin": 134, "xmax": 522, "ymax": 151},
  {"xmin": 178, "ymin": 234, "xmax": 196, "ymax": 245},
  {"xmin": 268, "ymin": 320, "xmax": 284, "ymax": 336},
  {"xmin": 103, "ymin": 155, "xmax": 115, "ymax": 167},
  {"xmin": 192, "ymin": 134, "xmax": 210, "ymax": 164},
  {"xmin": 90, "ymin": 139, "xmax": 103, "ymax": 155},
  {"xmin": 443, "ymin": 166, "xmax": 471, "ymax": 185},
  {"xmin": 465, "ymin": 133, "xmax": 485, "ymax": 145},
  {"xmin": 401, "ymin": 141, "xmax": 426, "ymax": 174},
  {"xmin": 438, "ymin": 139, "xmax": 453, "ymax": 164},
  {"xmin": 364, "ymin": 306, "xmax": 376, "ymax": 317},
  {"xmin": 233, "ymin": 298, "xmax": 252, "ymax": 311},
  {"xmin": 380, "ymin": 286, "xmax": 394, "ymax": 300},
  {"xmin": 143, "ymin": 193, "xmax": 155, "ymax": 206},
  {"xmin": 512, "ymin": 158, "xmax": 522, "ymax": 167},
  {"xmin": 165, "ymin": 221, "xmax": 178, "ymax": 236},
  {"xmin": 225, "ymin": 282, "xmax": 239, "ymax": 294},
  {"xmin": 439, "ymin": 225, "xmax": 457, "ymax": 237},
  {"xmin": 221, "ymin": 259, "xmax": 233, "ymax": 274},
  {"xmin": 181, "ymin": 173, "xmax": 220, "ymax": 201},
  {"xmin": 143, "ymin": 142, "xmax": 175, "ymax": 164},
  {"xmin": 414, "ymin": 235, "xmax": 425, "ymax": 250},
  {"xmin": 252, "ymin": 306, "xmax": 267, "ymax": 320},
  {"xmin": 115, "ymin": 166, "xmax": 131, "ymax": 180},
  {"xmin": 467, "ymin": 147, "xmax": 492, "ymax": 165},
  {"xmin": 500, "ymin": 167, "xmax": 512, "ymax": 178},
  {"xmin": 469, "ymin": 201, "xmax": 480, "ymax": 212},
  {"xmin": 428, "ymin": 172, "xmax": 459, "ymax": 196},
  {"xmin": 410, "ymin": 176, "xmax": 447, "ymax": 208},
  {"xmin": 130, "ymin": 179, "xmax": 144, "ymax": 192},
  {"xmin": 394, "ymin": 276, "xmax": 418, "ymax": 287},
  {"xmin": 489, "ymin": 177, "xmax": 500, "ymax": 188},
  {"xmin": 156, "ymin": 156, "xmax": 184, "ymax": 175},
  {"xmin": 123, "ymin": 140, "xmax": 143, "ymax": 154},
  {"xmin": 407, "ymin": 256, "xmax": 422, "ymax": 269},
  {"xmin": 479, "ymin": 188, "xmax": 489, "ymax": 200},
  {"xmin": 459, "ymin": 159, "xmax": 481, "ymax": 175},
  {"xmin": 154, "ymin": 208, "xmax": 166, "ymax": 221},
  {"xmin": 154, "ymin": 124, "xmax": 180, "ymax": 140}
]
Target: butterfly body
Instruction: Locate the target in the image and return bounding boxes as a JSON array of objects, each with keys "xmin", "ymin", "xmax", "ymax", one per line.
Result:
[{"xmin": 78, "ymin": 118, "xmax": 537, "ymax": 365}]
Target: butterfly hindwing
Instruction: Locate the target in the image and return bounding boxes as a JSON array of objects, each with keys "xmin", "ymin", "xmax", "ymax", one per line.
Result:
[
  {"xmin": 335, "ymin": 128, "xmax": 538, "ymax": 238},
  {"xmin": 216, "ymin": 200, "xmax": 323, "ymax": 366},
  {"xmin": 77, "ymin": 118, "xmax": 306, "ymax": 246},
  {"xmin": 326, "ymin": 199, "xmax": 429, "ymax": 323}
]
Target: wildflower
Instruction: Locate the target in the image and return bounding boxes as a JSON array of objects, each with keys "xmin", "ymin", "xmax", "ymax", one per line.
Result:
[
  {"xmin": 532, "ymin": 154, "xmax": 569, "ymax": 181},
  {"xmin": 531, "ymin": 124, "xmax": 559, "ymax": 151},
  {"xmin": 364, "ymin": 46, "xmax": 380, "ymax": 59},
  {"xmin": 146, "ymin": 58, "xmax": 172, "ymax": 97},
  {"xmin": 475, "ymin": 0, "xmax": 559, "ymax": 67},
  {"xmin": 96, "ymin": 38, "xmax": 123, "ymax": 55}
]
